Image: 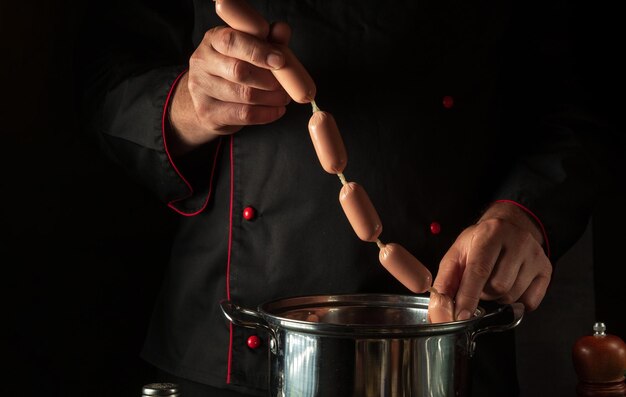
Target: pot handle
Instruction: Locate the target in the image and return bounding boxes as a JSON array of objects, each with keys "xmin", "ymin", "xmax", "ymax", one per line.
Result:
[
  {"xmin": 469, "ymin": 302, "xmax": 525, "ymax": 357},
  {"xmin": 220, "ymin": 300, "xmax": 278, "ymax": 353}
]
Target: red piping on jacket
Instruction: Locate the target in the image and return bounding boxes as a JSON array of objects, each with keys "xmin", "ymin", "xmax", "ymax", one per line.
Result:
[
  {"xmin": 495, "ymin": 199, "xmax": 551, "ymax": 258},
  {"xmin": 161, "ymin": 68, "xmax": 222, "ymax": 216},
  {"xmin": 226, "ymin": 135, "xmax": 235, "ymax": 384}
]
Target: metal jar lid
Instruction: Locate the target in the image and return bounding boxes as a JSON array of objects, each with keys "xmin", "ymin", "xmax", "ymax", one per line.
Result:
[{"xmin": 142, "ymin": 383, "xmax": 180, "ymax": 396}]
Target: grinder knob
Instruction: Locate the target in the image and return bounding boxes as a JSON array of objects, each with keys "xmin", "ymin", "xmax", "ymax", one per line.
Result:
[{"xmin": 572, "ymin": 322, "xmax": 626, "ymax": 396}]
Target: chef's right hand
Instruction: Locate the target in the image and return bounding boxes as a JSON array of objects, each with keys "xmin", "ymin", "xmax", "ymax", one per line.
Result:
[
  {"xmin": 432, "ymin": 201, "xmax": 552, "ymax": 321},
  {"xmin": 167, "ymin": 23, "xmax": 292, "ymax": 156}
]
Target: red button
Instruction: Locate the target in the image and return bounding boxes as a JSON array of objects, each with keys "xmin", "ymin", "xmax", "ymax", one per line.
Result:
[
  {"xmin": 243, "ymin": 206, "xmax": 256, "ymax": 221},
  {"xmin": 430, "ymin": 222, "xmax": 441, "ymax": 235},
  {"xmin": 442, "ymin": 95, "xmax": 454, "ymax": 109},
  {"xmin": 247, "ymin": 335, "xmax": 261, "ymax": 349}
]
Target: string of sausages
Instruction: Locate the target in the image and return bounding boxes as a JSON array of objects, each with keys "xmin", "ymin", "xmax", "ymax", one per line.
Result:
[{"xmin": 214, "ymin": 0, "xmax": 433, "ymax": 295}]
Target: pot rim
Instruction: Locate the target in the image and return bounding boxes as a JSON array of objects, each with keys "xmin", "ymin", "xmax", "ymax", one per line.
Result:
[{"xmin": 257, "ymin": 293, "xmax": 485, "ymax": 337}]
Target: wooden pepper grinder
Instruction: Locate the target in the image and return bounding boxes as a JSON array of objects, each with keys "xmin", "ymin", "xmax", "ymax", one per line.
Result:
[{"xmin": 572, "ymin": 322, "xmax": 626, "ymax": 396}]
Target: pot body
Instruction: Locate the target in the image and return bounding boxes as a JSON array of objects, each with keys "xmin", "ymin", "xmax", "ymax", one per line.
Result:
[
  {"xmin": 221, "ymin": 294, "xmax": 523, "ymax": 397},
  {"xmin": 270, "ymin": 328, "xmax": 471, "ymax": 397}
]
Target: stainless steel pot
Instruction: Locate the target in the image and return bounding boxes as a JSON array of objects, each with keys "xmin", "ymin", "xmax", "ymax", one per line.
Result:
[{"xmin": 221, "ymin": 293, "xmax": 524, "ymax": 397}]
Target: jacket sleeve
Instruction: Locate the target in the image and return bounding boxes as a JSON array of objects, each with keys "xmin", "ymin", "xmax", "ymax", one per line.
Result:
[
  {"xmin": 491, "ymin": 2, "xmax": 623, "ymax": 262},
  {"xmin": 76, "ymin": 0, "xmax": 219, "ymax": 215}
]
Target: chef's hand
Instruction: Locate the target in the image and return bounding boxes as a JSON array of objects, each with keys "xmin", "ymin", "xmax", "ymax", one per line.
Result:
[
  {"xmin": 432, "ymin": 201, "xmax": 552, "ymax": 320},
  {"xmin": 167, "ymin": 22, "xmax": 292, "ymax": 156}
]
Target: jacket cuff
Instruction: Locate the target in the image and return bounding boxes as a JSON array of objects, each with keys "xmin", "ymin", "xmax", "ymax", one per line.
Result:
[{"xmin": 161, "ymin": 68, "xmax": 223, "ymax": 216}]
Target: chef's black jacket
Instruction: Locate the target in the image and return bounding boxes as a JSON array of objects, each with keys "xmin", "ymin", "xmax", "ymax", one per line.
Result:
[{"xmin": 77, "ymin": 0, "xmax": 613, "ymax": 395}]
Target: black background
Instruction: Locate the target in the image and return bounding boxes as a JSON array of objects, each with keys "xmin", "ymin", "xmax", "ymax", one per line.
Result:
[{"xmin": 1, "ymin": 1, "xmax": 624, "ymax": 396}]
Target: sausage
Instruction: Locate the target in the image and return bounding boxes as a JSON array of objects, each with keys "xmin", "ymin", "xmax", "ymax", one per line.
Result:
[
  {"xmin": 378, "ymin": 243, "xmax": 432, "ymax": 293},
  {"xmin": 306, "ymin": 313, "xmax": 320, "ymax": 323},
  {"xmin": 339, "ymin": 182, "xmax": 382, "ymax": 242},
  {"xmin": 272, "ymin": 44, "xmax": 317, "ymax": 103},
  {"xmin": 214, "ymin": 0, "xmax": 317, "ymax": 103},
  {"xmin": 308, "ymin": 111, "xmax": 347, "ymax": 174},
  {"xmin": 427, "ymin": 287, "xmax": 455, "ymax": 323},
  {"xmin": 215, "ymin": 0, "xmax": 270, "ymax": 39}
]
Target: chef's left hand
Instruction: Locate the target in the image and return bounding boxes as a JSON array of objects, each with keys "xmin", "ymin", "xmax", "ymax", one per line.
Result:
[{"xmin": 432, "ymin": 201, "xmax": 552, "ymax": 320}]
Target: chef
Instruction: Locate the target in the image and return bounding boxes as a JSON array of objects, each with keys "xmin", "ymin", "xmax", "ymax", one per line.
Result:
[{"xmin": 77, "ymin": 0, "xmax": 612, "ymax": 395}]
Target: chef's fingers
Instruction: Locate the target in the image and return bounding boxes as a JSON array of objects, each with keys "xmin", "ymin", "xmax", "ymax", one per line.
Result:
[
  {"xmin": 479, "ymin": 245, "xmax": 523, "ymax": 301},
  {"xmin": 497, "ymin": 250, "xmax": 551, "ymax": 311},
  {"xmin": 516, "ymin": 269, "xmax": 551, "ymax": 312},
  {"xmin": 480, "ymin": 228, "xmax": 551, "ymax": 310},
  {"xmin": 190, "ymin": 94, "xmax": 287, "ymax": 133},
  {"xmin": 189, "ymin": 69, "xmax": 290, "ymax": 106},
  {"xmin": 212, "ymin": 3, "xmax": 315, "ymax": 103},
  {"xmin": 192, "ymin": 27, "xmax": 286, "ymax": 93},
  {"xmin": 191, "ymin": 44, "xmax": 283, "ymax": 90},
  {"xmin": 453, "ymin": 227, "xmax": 502, "ymax": 321},
  {"xmin": 209, "ymin": 26, "xmax": 285, "ymax": 71},
  {"xmin": 432, "ymin": 245, "xmax": 464, "ymax": 297}
]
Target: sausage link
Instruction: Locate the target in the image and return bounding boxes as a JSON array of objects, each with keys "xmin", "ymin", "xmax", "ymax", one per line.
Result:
[
  {"xmin": 378, "ymin": 243, "xmax": 432, "ymax": 293},
  {"xmin": 215, "ymin": 0, "xmax": 316, "ymax": 103},
  {"xmin": 215, "ymin": 0, "xmax": 270, "ymax": 39},
  {"xmin": 339, "ymin": 182, "xmax": 382, "ymax": 242},
  {"xmin": 272, "ymin": 44, "xmax": 316, "ymax": 103},
  {"xmin": 308, "ymin": 110, "xmax": 347, "ymax": 174},
  {"xmin": 427, "ymin": 287, "xmax": 455, "ymax": 323}
]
